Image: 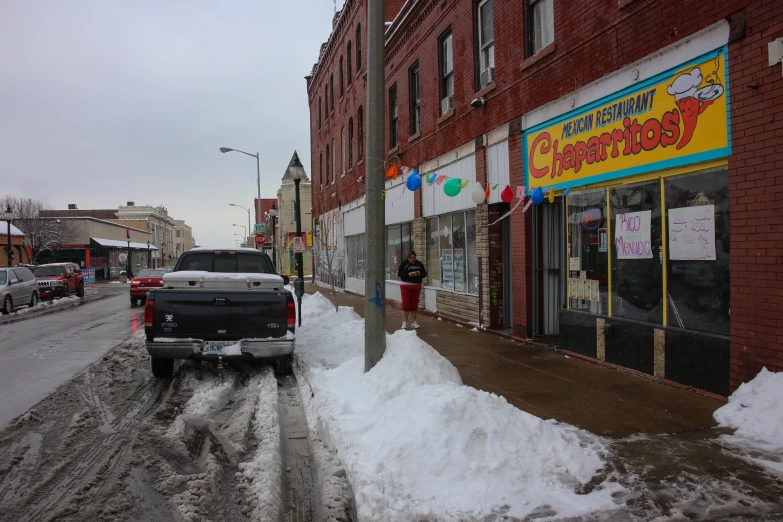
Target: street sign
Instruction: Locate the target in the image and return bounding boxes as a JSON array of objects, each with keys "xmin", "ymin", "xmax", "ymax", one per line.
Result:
[
  {"xmin": 255, "ymin": 233, "xmax": 267, "ymax": 247},
  {"xmin": 247, "ymin": 237, "xmax": 254, "ymax": 248},
  {"xmin": 292, "ymin": 236, "xmax": 303, "ymax": 253},
  {"xmin": 254, "ymin": 223, "xmax": 266, "ymax": 234}
]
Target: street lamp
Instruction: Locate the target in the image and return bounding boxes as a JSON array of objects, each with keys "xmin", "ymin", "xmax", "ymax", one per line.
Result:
[
  {"xmin": 229, "ymin": 203, "xmax": 252, "ymax": 238},
  {"xmin": 3, "ymin": 204, "xmax": 13, "ymax": 267},
  {"xmin": 284, "ymin": 151, "xmax": 307, "ymax": 326},
  {"xmin": 220, "ymin": 147, "xmax": 261, "ymax": 241},
  {"xmin": 269, "ymin": 202, "xmax": 278, "ymax": 271},
  {"xmin": 233, "ymin": 224, "xmax": 247, "ymax": 243},
  {"xmin": 147, "ymin": 240, "xmax": 151, "ymax": 269}
]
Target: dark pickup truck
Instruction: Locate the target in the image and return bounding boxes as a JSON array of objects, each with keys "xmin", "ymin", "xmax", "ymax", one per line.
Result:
[{"xmin": 144, "ymin": 248, "xmax": 295, "ymax": 378}]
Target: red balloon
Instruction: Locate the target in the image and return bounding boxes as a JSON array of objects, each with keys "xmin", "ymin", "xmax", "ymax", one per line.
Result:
[{"xmin": 500, "ymin": 185, "xmax": 514, "ymax": 203}]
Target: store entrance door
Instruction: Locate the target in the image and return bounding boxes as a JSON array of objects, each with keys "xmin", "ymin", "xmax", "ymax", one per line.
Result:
[{"xmin": 533, "ymin": 197, "xmax": 565, "ymax": 337}]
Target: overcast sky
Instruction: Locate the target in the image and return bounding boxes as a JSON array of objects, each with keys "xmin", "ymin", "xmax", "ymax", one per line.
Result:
[{"xmin": 1, "ymin": 0, "xmax": 343, "ymax": 246}]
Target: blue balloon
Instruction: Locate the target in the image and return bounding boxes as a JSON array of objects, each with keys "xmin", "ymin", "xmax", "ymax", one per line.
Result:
[
  {"xmin": 406, "ymin": 170, "xmax": 422, "ymax": 191},
  {"xmin": 532, "ymin": 187, "xmax": 544, "ymax": 205}
]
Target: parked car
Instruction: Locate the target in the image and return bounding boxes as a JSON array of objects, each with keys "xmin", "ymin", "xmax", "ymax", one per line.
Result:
[
  {"xmin": 33, "ymin": 263, "xmax": 85, "ymax": 299},
  {"xmin": 144, "ymin": 248, "xmax": 294, "ymax": 378},
  {"xmin": 130, "ymin": 268, "xmax": 171, "ymax": 306},
  {"xmin": 0, "ymin": 266, "xmax": 40, "ymax": 314}
]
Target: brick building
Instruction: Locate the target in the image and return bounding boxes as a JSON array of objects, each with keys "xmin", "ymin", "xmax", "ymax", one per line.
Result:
[{"xmin": 307, "ymin": 0, "xmax": 783, "ymax": 396}]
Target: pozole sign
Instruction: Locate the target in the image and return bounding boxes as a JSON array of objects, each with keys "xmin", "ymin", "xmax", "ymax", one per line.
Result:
[{"xmin": 524, "ymin": 48, "xmax": 729, "ymax": 191}]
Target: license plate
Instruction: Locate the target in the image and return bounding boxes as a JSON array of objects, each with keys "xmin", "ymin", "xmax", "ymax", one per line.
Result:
[{"xmin": 204, "ymin": 341, "xmax": 233, "ymax": 354}]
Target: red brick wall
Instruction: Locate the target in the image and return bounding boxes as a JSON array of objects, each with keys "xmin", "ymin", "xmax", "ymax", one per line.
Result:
[
  {"xmin": 728, "ymin": 1, "xmax": 783, "ymax": 390},
  {"xmin": 308, "ymin": 0, "xmax": 783, "ymax": 385}
]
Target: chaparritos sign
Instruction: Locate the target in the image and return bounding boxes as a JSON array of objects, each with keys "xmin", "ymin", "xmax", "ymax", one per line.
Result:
[{"xmin": 524, "ymin": 48, "xmax": 729, "ymax": 191}]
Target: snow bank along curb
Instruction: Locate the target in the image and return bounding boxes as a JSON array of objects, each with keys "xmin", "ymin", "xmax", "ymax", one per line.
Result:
[
  {"xmin": 0, "ymin": 296, "xmax": 82, "ymax": 324},
  {"xmin": 295, "ymin": 292, "xmax": 625, "ymax": 521},
  {"xmin": 714, "ymin": 367, "xmax": 783, "ymax": 472}
]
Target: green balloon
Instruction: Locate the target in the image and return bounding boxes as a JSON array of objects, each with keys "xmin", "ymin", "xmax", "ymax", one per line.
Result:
[{"xmin": 444, "ymin": 178, "xmax": 462, "ymax": 197}]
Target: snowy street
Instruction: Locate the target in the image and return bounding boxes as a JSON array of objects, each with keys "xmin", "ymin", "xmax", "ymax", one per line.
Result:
[{"xmin": 0, "ymin": 287, "xmax": 782, "ymax": 521}]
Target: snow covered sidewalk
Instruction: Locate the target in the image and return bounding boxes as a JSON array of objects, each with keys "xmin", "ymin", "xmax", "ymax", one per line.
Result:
[
  {"xmin": 3, "ymin": 295, "xmax": 81, "ymax": 319},
  {"xmin": 294, "ymin": 292, "xmax": 624, "ymax": 521}
]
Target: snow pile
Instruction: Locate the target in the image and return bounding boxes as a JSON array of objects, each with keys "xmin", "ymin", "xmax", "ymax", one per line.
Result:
[
  {"xmin": 714, "ymin": 368, "xmax": 783, "ymax": 452},
  {"xmin": 6, "ymin": 295, "xmax": 81, "ymax": 317},
  {"xmin": 296, "ymin": 292, "xmax": 622, "ymax": 521}
]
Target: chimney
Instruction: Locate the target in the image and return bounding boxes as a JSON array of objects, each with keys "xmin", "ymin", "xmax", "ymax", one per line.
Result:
[
  {"xmin": 127, "ymin": 201, "xmax": 135, "ymax": 206},
  {"xmin": 67, "ymin": 204, "xmax": 78, "ymax": 210}
]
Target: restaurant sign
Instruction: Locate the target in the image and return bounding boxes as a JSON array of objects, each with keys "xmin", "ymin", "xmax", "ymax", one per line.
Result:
[{"xmin": 525, "ymin": 48, "xmax": 729, "ymax": 191}]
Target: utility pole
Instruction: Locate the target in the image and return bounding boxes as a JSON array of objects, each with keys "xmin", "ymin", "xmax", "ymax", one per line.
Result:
[{"xmin": 365, "ymin": 0, "xmax": 386, "ymax": 371}]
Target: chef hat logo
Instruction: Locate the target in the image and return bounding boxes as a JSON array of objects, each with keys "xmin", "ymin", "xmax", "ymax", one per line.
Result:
[{"xmin": 667, "ymin": 68, "xmax": 703, "ymax": 101}]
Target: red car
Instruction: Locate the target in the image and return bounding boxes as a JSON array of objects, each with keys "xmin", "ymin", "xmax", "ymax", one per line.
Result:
[
  {"xmin": 34, "ymin": 263, "xmax": 85, "ymax": 300},
  {"xmin": 130, "ymin": 268, "xmax": 171, "ymax": 306}
]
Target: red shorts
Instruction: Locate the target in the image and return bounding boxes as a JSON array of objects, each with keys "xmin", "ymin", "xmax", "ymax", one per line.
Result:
[{"xmin": 400, "ymin": 284, "xmax": 422, "ymax": 312}]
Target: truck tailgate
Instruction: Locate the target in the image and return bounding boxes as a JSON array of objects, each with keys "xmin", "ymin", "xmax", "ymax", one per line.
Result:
[{"xmin": 151, "ymin": 289, "xmax": 289, "ymax": 340}]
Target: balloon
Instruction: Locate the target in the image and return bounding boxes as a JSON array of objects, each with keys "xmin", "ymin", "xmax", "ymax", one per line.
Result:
[
  {"xmin": 435, "ymin": 175, "xmax": 448, "ymax": 185},
  {"xmin": 444, "ymin": 178, "xmax": 463, "ymax": 197},
  {"xmin": 385, "ymin": 164, "xmax": 399, "ymax": 180},
  {"xmin": 471, "ymin": 183, "xmax": 486, "ymax": 204},
  {"xmin": 500, "ymin": 185, "xmax": 514, "ymax": 203},
  {"xmin": 532, "ymin": 187, "xmax": 544, "ymax": 205},
  {"xmin": 485, "ymin": 184, "xmax": 491, "ymax": 201},
  {"xmin": 406, "ymin": 171, "xmax": 422, "ymax": 191},
  {"xmin": 548, "ymin": 187, "xmax": 555, "ymax": 204},
  {"xmin": 461, "ymin": 180, "xmax": 470, "ymax": 188}
]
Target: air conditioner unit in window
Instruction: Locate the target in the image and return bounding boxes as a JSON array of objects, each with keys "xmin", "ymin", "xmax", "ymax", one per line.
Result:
[
  {"xmin": 480, "ymin": 67, "xmax": 495, "ymax": 88},
  {"xmin": 440, "ymin": 96, "xmax": 454, "ymax": 114}
]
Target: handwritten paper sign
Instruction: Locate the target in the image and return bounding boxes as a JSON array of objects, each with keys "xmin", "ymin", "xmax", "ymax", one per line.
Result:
[
  {"xmin": 668, "ymin": 205, "xmax": 716, "ymax": 261},
  {"xmin": 615, "ymin": 210, "xmax": 652, "ymax": 259}
]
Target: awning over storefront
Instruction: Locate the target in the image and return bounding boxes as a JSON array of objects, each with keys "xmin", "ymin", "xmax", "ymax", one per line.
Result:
[{"xmin": 90, "ymin": 238, "xmax": 159, "ymax": 250}]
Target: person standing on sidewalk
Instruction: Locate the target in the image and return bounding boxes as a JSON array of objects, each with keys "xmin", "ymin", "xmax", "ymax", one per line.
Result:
[{"xmin": 397, "ymin": 251, "xmax": 427, "ymax": 330}]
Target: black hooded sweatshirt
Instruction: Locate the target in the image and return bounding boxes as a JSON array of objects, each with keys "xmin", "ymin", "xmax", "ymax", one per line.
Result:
[{"xmin": 397, "ymin": 260, "xmax": 428, "ymax": 284}]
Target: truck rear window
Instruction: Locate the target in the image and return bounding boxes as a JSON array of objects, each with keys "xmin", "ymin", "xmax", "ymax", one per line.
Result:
[{"xmin": 176, "ymin": 253, "xmax": 275, "ymax": 274}]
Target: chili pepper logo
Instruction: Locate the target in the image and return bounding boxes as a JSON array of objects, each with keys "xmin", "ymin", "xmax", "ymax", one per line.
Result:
[{"xmin": 667, "ymin": 58, "xmax": 724, "ymax": 150}]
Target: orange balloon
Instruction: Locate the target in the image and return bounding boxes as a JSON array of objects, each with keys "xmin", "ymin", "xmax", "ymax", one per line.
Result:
[
  {"xmin": 485, "ymin": 185, "xmax": 491, "ymax": 201},
  {"xmin": 385, "ymin": 164, "xmax": 399, "ymax": 180}
]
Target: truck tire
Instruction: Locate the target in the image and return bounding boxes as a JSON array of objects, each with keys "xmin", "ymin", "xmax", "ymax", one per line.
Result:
[
  {"xmin": 29, "ymin": 292, "xmax": 39, "ymax": 308},
  {"xmin": 151, "ymin": 358, "xmax": 174, "ymax": 378},
  {"xmin": 130, "ymin": 297, "xmax": 138, "ymax": 306},
  {"xmin": 77, "ymin": 282, "xmax": 85, "ymax": 297},
  {"xmin": 2, "ymin": 296, "xmax": 11, "ymax": 315},
  {"xmin": 273, "ymin": 354, "xmax": 293, "ymax": 376}
]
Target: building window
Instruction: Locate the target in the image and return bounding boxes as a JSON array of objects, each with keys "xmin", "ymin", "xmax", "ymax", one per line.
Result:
[
  {"xmin": 339, "ymin": 56, "xmax": 345, "ymax": 97},
  {"xmin": 385, "ymin": 222, "xmax": 414, "ymax": 280},
  {"xmin": 324, "ymin": 85, "xmax": 329, "ymax": 115},
  {"xmin": 356, "ymin": 24, "xmax": 362, "ymax": 71},
  {"xmin": 176, "ymin": 230, "xmax": 181, "ymax": 237},
  {"xmin": 409, "ymin": 62, "xmax": 420, "ymax": 134},
  {"xmin": 347, "ymin": 234, "xmax": 365, "ymax": 279},
  {"xmin": 526, "ymin": 0, "xmax": 554, "ymax": 57},
  {"xmin": 477, "ymin": 0, "xmax": 495, "ymax": 88},
  {"xmin": 341, "ymin": 127, "xmax": 346, "ymax": 176},
  {"xmin": 318, "ymin": 97, "xmax": 322, "ymax": 128},
  {"xmin": 319, "ymin": 152, "xmax": 323, "ymax": 187},
  {"xmin": 358, "ymin": 107, "xmax": 364, "ymax": 160},
  {"xmin": 566, "ymin": 167, "xmax": 729, "ymax": 336},
  {"xmin": 389, "ymin": 84, "xmax": 398, "ymax": 149},
  {"xmin": 331, "ymin": 139, "xmax": 335, "ymax": 182},
  {"xmin": 330, "ymin": 74, "xmax": 335, "ymax": 111},
  {"xmin": 326, "ymin": 146, "xmax": 330, "ymax": 185},
  {"xmin": 439, "ymin": 29, "xmax": 454, "ymax": 114},
  {"xmin": 426, "ymin": 211, "xmax": 478, "ymax": 294},
  {"xmin": 347, "ymin": 41, "xmax": 353, "ymax": 84},
  {"xmin": 348, "ymin": 118, "xmax": 354, "ymax": 168}
]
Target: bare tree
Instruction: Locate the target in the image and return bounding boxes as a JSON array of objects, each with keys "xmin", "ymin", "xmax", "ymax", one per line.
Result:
[
  {"xmin": 1, "ymin": 195, "xmax": 77, "ymax": 263},
  {"xmin": 310, "ymin": 206, "xmax": 341, "ymax": 301}
]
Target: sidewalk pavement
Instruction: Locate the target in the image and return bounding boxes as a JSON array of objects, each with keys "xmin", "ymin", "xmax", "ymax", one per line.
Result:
[
  {"xmin": 309, "ymin": 285, "xmax": 721, "ymax": 439},
  {"xmin": 308, "ymin": 285, "xmax": 783, "ymax": 518}
]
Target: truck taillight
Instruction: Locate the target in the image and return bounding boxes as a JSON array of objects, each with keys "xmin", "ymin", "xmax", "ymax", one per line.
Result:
[
  {"xmin": 286, "ymin": 297, "xmax": 296, "ymax": 331},
  {"xmin": 144, "ymin": 297, "xmax": 154, "ymax": 328}
]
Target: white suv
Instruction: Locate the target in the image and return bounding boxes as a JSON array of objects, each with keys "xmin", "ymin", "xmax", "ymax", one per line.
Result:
[{"xmin": 0, "ymin": 266, "xmax": 40, "ymax": 314}]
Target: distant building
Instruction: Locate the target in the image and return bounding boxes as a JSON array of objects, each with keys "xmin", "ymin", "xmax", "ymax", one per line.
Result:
[
  {"xmin": 116, "ymin": 202, "xmax": 176, "ymax": 266},
  {"xmin": 0, "ymin": 221, "xmax": 31, "ymax": 266},
  {"xmin": 276, "ymin": 163, "xmax": 312, "ymax": 277},
  {"xmin": 174, "ymin": 220, "xmax": 196, "ymax": 261}
]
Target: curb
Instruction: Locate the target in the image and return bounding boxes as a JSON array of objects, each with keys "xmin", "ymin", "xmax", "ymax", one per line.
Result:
[{"xmin": 0, "ymin": 293, "xmax": 118, "ymax": 326}]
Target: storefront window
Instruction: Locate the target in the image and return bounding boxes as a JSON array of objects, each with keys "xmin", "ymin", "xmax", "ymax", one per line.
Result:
[
  {"xmin": 610, "ymin": 181, "xmax": 663, "ymax": 324},
  {"xmin": 427, "ymin": 217, "xmax": 441, "ymax": 287},
  {"xmin": 426, "ymin": 210, "xmax": 478, "ymax": 294},
  {"xmin": 665, "ymin": 168, "xmax": 729, "ymax": 336},
  {"xmin": 567, "ymin": 189, "xmax": 609, "ymax": 315},
  {"xmin": 385, "ymin": 223, "xmax": 413, "ymax": 280}
]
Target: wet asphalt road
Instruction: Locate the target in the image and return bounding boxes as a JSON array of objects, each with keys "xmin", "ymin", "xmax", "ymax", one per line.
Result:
[{"xmin": 0, "ymin": 287, "xmax": 142, "ymax": 429}]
